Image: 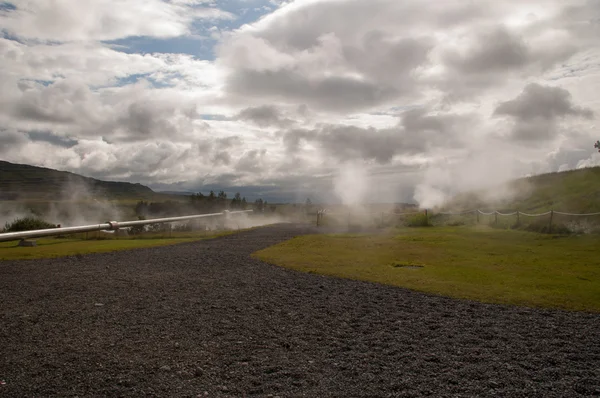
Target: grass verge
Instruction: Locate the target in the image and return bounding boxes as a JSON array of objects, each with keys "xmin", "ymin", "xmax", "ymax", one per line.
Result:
[
  {"xmin": 253, "ymin": 226, "xmax": 600, "ymax": 312},
  {"xmin": 0, "ymin": 230, "xmax": 236, "ymax": 261}
]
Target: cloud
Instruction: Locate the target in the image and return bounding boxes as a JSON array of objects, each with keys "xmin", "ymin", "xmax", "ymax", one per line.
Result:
[
  {"xmin": 236, "ymin": 149, "xmax": 268, "ymax": 173},
  {"xmin": 494, "ymin": 83, "xmax": 594, "ymax": 141},
  {"xmin": 217, "ymin": 7, "xmax": 434, "ymax": 112},
  {"xmin": 0, "ymin": 0, "xmax": 233, "ymax": 42},
  {"xmin": 236, "ymin": 105, "xmax": 295, "ymax": 127},
  {"xmin": 495, "ymin": 83, "xmax": 594, "ymax": 121},
  {"xmin": 1, "ymin": 0, "xmax": 599, "ymax": 205},
  {"xmin": 281, "ymin": 108, "xmax": 473, "ymax": 164}
]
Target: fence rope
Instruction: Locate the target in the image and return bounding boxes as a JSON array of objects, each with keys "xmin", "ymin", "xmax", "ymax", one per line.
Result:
[
  {"xmin": 518, "ymin": 211, "xmax": 552, "ymax": 217},
  {"xmin": 553, "ymin": 211, "xmax": 600, "ymax": 216},
  {"xmin": 437, "ymin": 209, "xmax": 575, "ymax": 217},
  {"xmin": 495, "ymin": 211, "xmax": 518, "ymax": 216}
]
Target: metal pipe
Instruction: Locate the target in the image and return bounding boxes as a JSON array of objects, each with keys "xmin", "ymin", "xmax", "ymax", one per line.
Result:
[{"xmin": 0, "ymin": 210, "xmax": 253, "ymax": 242}]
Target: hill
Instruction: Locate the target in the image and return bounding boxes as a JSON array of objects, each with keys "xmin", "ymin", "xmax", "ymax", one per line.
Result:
[
  {"xmin": 445, "ymin": 166, "xmax": 600, "ymax": 214},
  {"xmin": 0, "ymin": 160, "xmax": 161, "ymax": 201}
]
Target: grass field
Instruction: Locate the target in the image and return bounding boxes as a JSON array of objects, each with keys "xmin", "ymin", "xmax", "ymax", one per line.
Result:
[
  {"xmin": 0, "ymin": 230, "xmax": 236, "ymax": 261},
  {"xmin": 254, "ymin": 226, "xmax": 600, "ymax": 312}
]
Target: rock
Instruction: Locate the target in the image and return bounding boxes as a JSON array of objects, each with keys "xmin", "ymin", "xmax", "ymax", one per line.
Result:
[{"xmin": 18, "ymin": 240, "xmax": 37, "ymax": 247}]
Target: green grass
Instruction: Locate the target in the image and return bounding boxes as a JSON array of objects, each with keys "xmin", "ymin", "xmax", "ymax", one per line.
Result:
[
  {"xmin": 254, "ymin": 226, "xmax": 600, "ymax": 312},
  {"xmin": 0, "ymin": 230, "xmax": 236, "ymax": 261},
  {"xmin": 448, "ymin": 166, "xmax": 600, "ymax": 214}
]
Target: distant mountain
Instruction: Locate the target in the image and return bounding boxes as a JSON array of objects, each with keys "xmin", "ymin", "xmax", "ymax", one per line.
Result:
[
  {"xmin": 157, "ymin": 190, "xmax": 194, "ymax": 196},
  {"xmin": 0, "ymin": 160, "xmax": 158, "ymax": 200}
]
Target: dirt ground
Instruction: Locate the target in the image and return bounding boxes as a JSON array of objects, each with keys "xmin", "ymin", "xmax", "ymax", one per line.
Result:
[{"xmin": 1, "ymin": 224, "xmax": 599, "ymax": 397}]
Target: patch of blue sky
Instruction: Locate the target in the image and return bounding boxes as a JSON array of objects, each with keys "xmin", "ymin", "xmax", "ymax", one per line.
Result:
[
  {"xmin": 105, "ymin": 0, "xmax": 277, "ymax": 60},
  {"xmin": 111, "ymin": 73, "xmax": 176, "ymax": 89},
  {"xmin": 0, "ymin": 2, "xmax": 16, "ymax": 11},
  {"xmin": 19, "ymin": 79, "xmax": 54, "ymax": 87},
  {"xmin": 199, "ymin": 114, "xmax": 230, "ymax": 121},
  {"xmin": 115, "ymin": 73, "xmax": 153, "ymax": 86},
  {"xmin": 106, "ymin": 35, "xmax": 215, "ymax": 59}
]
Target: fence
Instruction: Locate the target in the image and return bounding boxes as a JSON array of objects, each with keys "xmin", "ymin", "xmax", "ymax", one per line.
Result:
[
  {"xmin": 316, "ymin": 207, "xmax": 600, "ymax": 234},
  {"xmin": 436, "ymin": 209, "xmax": 600, "ymax": 233},
  {"xmin": 0, "ymin": 210, "xmax": 254, "ymax": 243}
]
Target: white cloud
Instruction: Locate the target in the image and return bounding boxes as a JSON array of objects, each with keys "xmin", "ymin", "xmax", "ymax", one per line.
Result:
[
  {"xmin": 0, "ymin": 0, "xmax": 233, "ymax": 42},
  {"xmin": 1, "ymin": 0, "xmax": 599, "ymax": 204}
]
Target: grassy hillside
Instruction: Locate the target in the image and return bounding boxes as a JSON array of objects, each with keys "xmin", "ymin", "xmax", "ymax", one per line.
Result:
[
  {"xmin": 0, "ymin": 160, "xmax": 164, "ymax": 201},
  {"xmin": 446, "ymin": 166, "xmax": 600, "ymax": 214}
]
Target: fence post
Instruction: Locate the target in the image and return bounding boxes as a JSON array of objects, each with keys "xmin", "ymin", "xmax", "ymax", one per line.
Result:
[
  {"xmin": 494, "ymin": 211, "xmax": 498, "ymax": 226},
  {"xmin": 476, "ymin": 210, "xmax": 479, "ymax": 223},
  {"xmin": 516, "ymin": 211, "xmax": 520, "ymax": 225},
  {"xmin": 425, "ymin": 209, "xmax": 428, "ymax": 225},
  {"xmin": 549, "ymin": 210, "xmax": 554, "ymax": 233}
]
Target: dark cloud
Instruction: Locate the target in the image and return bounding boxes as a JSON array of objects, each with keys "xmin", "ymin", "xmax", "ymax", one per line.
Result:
[
  {"xmin": 282, "ymin": 109, "xmax": 470, "ymax": 163},
  {"xmin": 197, "ymin": 135, "xmax": 243, "ymax": 166},
  {"xmin": 495, "ymin": 83, "xmax": 594, "ymax": 121},
  {"xmin": 212, "ymin": 151, "xmax": 231, "ymax": 166},
  {"xmin": 11, "ymin": 79, "xmax": 95, "ymax": 125},
  {"xmin": 103, "ymin": 97, "xmax": 204, "ymax": 142},
  {"xmin": 236, "ymin": 105, "xmax": 295, "ymax": 128},
  {"xmin": 494, "ymin": 83, "xmax": 594, "ymax": 141},
  {"xmin": 227, "ymin": 69, "xmax": 400, "ymax": 113},
  {"xmin": 0, "ymin": 129, "xmax": 27, "ymax": 150},
  {"xmin": 235, "ymin": 149, "xmax": 268, "ymax": 173},
  {"xmin": 341, "ymin": 34, "xmax": 432, "ymax": 84},
  {"xmin": 27, "ymin": 130, "xmax": 78, "ymax": 148},
  {"xmin": 220, "ymin": 9, "xmax": 434, "ymax": 113},
  {"xmin": 444, "ymin": 28, "xmax": 530, "ymax": 74},
  {"xmin": 559, "ymin": 0, "xmax": 600, "ymax": 44},
  {"xmin": 437, "ymin": 26, "xmax": 577, "ymax": 99}
]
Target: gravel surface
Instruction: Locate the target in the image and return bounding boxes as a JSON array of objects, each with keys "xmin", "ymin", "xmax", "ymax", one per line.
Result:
[{"xmin": 1, "ymin": 224, "xmax": 599, "ymax": 397}]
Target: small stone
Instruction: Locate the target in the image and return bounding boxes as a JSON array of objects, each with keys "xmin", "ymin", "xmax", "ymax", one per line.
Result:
[
  {"xmin": 94, "ymin": 303, "xmax": 104, "ymax": 307},
  {"xmin": 160, "ymin": 365, "xmax": 171, "ymax": 371}
]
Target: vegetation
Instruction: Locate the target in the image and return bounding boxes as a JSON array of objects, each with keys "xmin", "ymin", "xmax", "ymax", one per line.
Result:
[
  {"xmin": 254, "ymin": 226, "xmax": 600, "ymax": 312},
  {"xmin": 446, "ymin": 166, "xmax": 600, "ymax": 214},
  {"xmin": 133, "ymin": 191, "xmax": 268, "ymax": 218},
  {"xmin": 0, "ymin": 230, "xmax": 237, "ymax": 261},
  {"xmin": 0, "ymin": 160, "xmax": 159, "ymax": 201},
  {"xmin": 404, "ymin": 213, "xmax": 432, "ymax": 227},
  {"xmin": 3, "ymin": 216, "xmax": 57, "ymax": 232}
]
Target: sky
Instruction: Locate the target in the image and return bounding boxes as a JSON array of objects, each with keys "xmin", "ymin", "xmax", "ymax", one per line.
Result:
[{"xmin": 0, "ymin": 0, "xmax": 599, "ymax": 204}]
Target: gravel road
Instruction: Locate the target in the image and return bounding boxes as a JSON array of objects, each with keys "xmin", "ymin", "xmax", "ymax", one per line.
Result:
[{"xmin": 1, "ymin": 224, "xmax": 599, "ymax": 397}]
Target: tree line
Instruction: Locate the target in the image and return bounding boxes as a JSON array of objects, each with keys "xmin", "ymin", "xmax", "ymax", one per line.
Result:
[{"xmin": 135, "ymin": 191, "xmax": 270, "ymax": 217}]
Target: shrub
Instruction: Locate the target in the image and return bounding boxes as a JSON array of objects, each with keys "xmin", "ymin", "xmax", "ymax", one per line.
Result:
[
  {"xmin": 128, "ymin": 216, "xmax": 146, "ymax": 235},
  {"xmin": 522, "ymin": 221, "xmax": 571, "ymax": 235},
  {"xmin": 405, "ymin": 214, "xmax": 432, "ymax": 227},
  {"xmin": 3, "ymin": 216, "xmax": 57, "ymax": 233}
]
